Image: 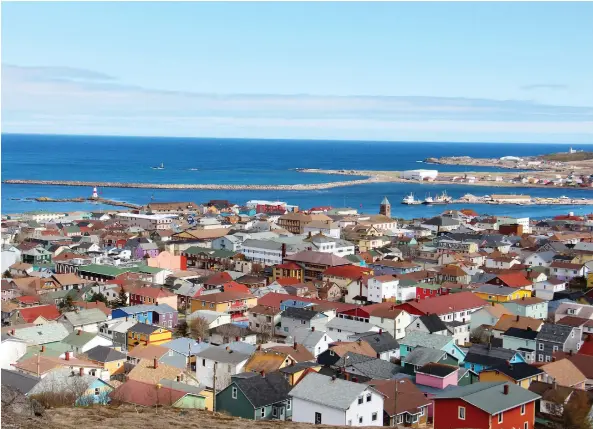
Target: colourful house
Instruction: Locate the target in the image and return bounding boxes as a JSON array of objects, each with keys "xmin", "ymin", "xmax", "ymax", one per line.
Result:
[
  {"xmin": 399, "ymin": 331, "xmax": 467, "ymax": 364},
  {"xmin": 111, "ymin": 304, "xmax": 178, "ymax": 329},
  {"xmin": 416, "ymin": 363, "xmax": 459, "ymax": 389},
  {"xmin": 85, "ymin": 345, "xmax": 127, "ymax": 375},
  {"xmin": 190, "ymin": 291, "xmax": 257, "ymax": 320},
  {"xmin": 127, "ymin": 323, "xmax": 173, "ymax": 351},
  {"xmin": 129, "ymin": 287, "xmax": 178, "ymax": 310},
  {"xmin": 473, "ymin": 284, "xmax": 532, "ymax": 303},
  {"xmin": 272, "ymin": 262, "xmax": 304, "ymax": 282},
  {"xmin": 464, "ymin": 344, "xmax": 527, "ymax": 374},
  {"xmin": 433, "ymin": 382, "xmax": 540, "ymax": 429},
  {"xmin": 28, "ymin": 368, "xmax": 113, "ymax": 405},
  {"xmin": 479, "ymin": 363, "xmax": 544, "ymax": 389}
]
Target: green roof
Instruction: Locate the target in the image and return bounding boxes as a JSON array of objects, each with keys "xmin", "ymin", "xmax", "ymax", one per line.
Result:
[
  {"xmin": 62, "ymin": 331, "xmax": 97, "ymax": 348},
  {"xmin": 183, "ymin": 246, "xmax": 237, "ymax": 258},
  {"xmin": 65, "ymin": 226, "xmax": 81, "ymax": 233},
  {"xmin": 345, "ymin": 254, "xmax": 364, "ymax": 263},
  {"xmin": 129, "ymin": 265, "xmax": 166, "ymax": 274},
  {"xmin": 20, "ymin": 342, "xmax": 72, "ymax": 361},
  {"xmin": 78, "ymin": 264, "xmax": 130, "ymax": 277}
]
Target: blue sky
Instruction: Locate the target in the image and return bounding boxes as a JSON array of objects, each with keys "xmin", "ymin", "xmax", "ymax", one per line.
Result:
[{"xmin": 2, "ymin": 2, "xmax": 592, "ymax": 143}]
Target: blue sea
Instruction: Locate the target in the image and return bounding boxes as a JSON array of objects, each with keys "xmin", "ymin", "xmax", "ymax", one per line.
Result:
[{"xmin": 2, "ymin": 133, "xmax": 593, "ymax": 219}]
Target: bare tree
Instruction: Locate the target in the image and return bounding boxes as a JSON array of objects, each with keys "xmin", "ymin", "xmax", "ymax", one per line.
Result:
[
  {"xmin": 189, "ymin": 317, "xmax": 209, "ymax": 340},
  {"xmin": 470, "ymin": 326, "xmax": 491, "ymax": 345}
]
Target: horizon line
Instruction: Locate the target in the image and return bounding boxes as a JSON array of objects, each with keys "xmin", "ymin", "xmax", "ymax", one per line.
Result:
[{"xmin": 3, "ymin": 132, "xmax": 592, "ymax": 146}]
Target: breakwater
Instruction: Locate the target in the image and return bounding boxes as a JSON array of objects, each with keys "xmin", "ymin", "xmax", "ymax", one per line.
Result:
[
  {"xmin": 32, "ymin": 196, "xmax": 142, "ymax": 209},
  {"xmin": 3, "ymin": 177, "xmax": 377, "ymax": 191}
]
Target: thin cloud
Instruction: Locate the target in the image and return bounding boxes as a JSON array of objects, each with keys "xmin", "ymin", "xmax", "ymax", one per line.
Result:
[{"xmin": 521, "ymin": 84, "xmax": 569, "ymax": 91}]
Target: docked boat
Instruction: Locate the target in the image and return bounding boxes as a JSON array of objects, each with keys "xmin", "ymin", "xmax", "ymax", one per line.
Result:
[
  {"xmin": 432, "ymin": 191, "xmax": 453, "ymax": 205},
  {"xmin": 423, "ymin": 194, "xmax": 434, "ymax": 205},
  {"xmin": 152, "ymin": 162, "xmax": 165, "ymax": 170},
  {"xmin": 402, "ymin": 193, "xmax": 421, "ymax": 205}
]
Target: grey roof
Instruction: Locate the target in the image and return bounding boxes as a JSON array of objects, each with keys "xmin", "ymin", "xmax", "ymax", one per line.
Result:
[
  {"xmin": 334, "ymin": 352, "xmax": 375, "ymax": 368},
  {"xmin": 61, "ymin": 308, "xmax": 107, "ymax": 326},
  {"xmin": 417, "ymin": 314, "xmax": 449, "ymax": 333},
  {"xmin": 130, "ymin": 323, "xmax": 163, "ymax": 335},
  {"xmin": 242, "ymin": 239, "xmax": 283, "ymax": 251},
  {"xmin": 474, "ymin": 284, "xmax": 519, "ymax": 296},
  {"xmin": 11, "ymin": 323, "xmax": 70, "ymax": 345},
  {"xmin": 62, "ymin": 331, "xmax": 98, "ymax": 348},
  {"xmin": 536, "ymin": 323, "xmax": 573, "ymax": 343},
  {"xmin": 28, "ymin": 368, "xmax": 105, "ymax": 396},
  {"xmin": 400, "ymin": 331, "xmax": 453, "ymax": 350},
  {"xmin": 282, "ymin": 306, "xmax": 324, "ymax": 321},
  {"xmin": 195, "ymin": 344, "xmax": 252, "ymax": 364},
  {"xmin": 289, "ymin": 372, "xmax": 380, "ymax": 410},
  {"xmin": 232, "ymin": 371, "xmax": 292, "ymax": 407},
  {"xmin": 292, "ymin": 327, "xmax": 331, "ymax": 348},
  {"xmin": 326, "ymin": 318, "xmax": 377, "ymax": 334},
  {"xmin": 503, "ymin": 328, "xmax": 538, "ymax": 340},
  {"xmin": 465, "ymin": 344, "xmax": 518, "ymax": 367},
  {"xmin": 279, "ymin": 361, "xmax": 320, "ymax": 374},
  {"xmin": 422, "ymin": 217, "xmax": 460, "ymax": 227},
  {"xmin": 347, "ymin": 358, "xmax": 400, "ymax": 379},
  {"xmin": 85, "ymin": 345, "xmax": 127, "ymax": 362},
  {"xmin": 158, "ymin": 378, "xmax": 205, "ymax": 395},
  {"xmin": 349, "ymin": 331, "xmax": 399, "ymax": 354},
  {"xmin": 435, "ymin": 381, "xmax": 541, "ymax": 415},
  {"xmin": 160, "ymin": 338, "xmax": 210, "ymax": 356},
  {"xmin": 1, "ymin": 369, "xmax": 40, "ymax": 394},
  {"xmin": 403, "ymin": 347, "xmax": 447, "ymax": 367}
]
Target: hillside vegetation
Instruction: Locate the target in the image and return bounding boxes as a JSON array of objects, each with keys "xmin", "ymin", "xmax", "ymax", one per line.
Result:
[{"xmin": 539, "ymin": 152, "xmax": 593, "ymax": 162}]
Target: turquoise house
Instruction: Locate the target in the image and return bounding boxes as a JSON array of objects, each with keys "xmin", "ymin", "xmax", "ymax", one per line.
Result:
[
  {"xmin": 463, "ymin": 344, "xmax": 527, "ymax": 373},
  {"xmin": 399, "ymin": 331, "xmax": 467, "ymax": 364}
]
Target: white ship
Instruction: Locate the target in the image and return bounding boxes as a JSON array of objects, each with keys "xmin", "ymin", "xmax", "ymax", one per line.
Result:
[
  {"xmin": 423, "ymin": 194, "xmax": 434, "ymax": 205},
  {"xmin": 402, "ymin": 193, "xmax": 421, "ymax": 205},
  {"xmin": 432, "ymin": 191, "xmax": 453, "ymax": 204},
  {"xmin": 152, "ymin": 162, "xmax": 165, "ymax": 170}
]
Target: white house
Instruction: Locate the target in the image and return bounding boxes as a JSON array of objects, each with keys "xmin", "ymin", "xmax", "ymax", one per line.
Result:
[
  {"xmin": 279, "ymin": 307, "xmax": 331, "ymax": 338},
  {"xmin": 212, "ymin": 235, "xmax": 244, "ymax": 252},
  {"xmin": 62, "ymin": 331, "xmax": 113, "ymax": 353},
  {"xmin": 548, "ymin": 262, "xmax": 587, "ymax": 281},
  {"xmin": 195, "ymin": 345, "xmax": 251, "ymax": 390},
  {"xmin": 290, "ymin": 327, "xmax": 334, "ymax": 357},
  {"xmin": 368, "ymin": 307, "xmax": 414, "ymax": 340},
  {"xmin": 304, "ymin": 221, "xmax": 341, "ymax": 239},
  {"xmin": 366, "ymin": 275, "xmax": 399, "ymax": 304},
  {"xmin": 0, "ymin": 335, "xmax": 28, "ymax": 369},
  {"xmin": 1, "ymin": 246, "xmax": 21, "ymax": 273},
  {"xmin": 305, "ymin": 235, "xmax": 355, "ymax": 257},
  {"xmin": 534, "ymin": 279, "xmax": 567, "ymax": 301},
  {"xmin": 58, "ymin": 308, "xmax": 108, "ymax": 333},
  {"xmin": 189, "ymin": 310, "xmax": 232, "ymax": 330},
  {"xmin": 524, "ymin": 251, "xmax": 556, "ymax": 268},
  {"xmin": 290, "ymin": 372, "xmax": 384, "ymax": 426},
  {"xmin": 115, "ymin": 212, "xmax": 176, "ymax": 230},
  {"xmin": 325, "ymin": 318, "xmax": 380, "ymax": 342}
]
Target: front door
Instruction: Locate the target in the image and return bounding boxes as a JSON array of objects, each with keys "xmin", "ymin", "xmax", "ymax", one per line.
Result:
[
  {"xmin": 315, "ymin": 412, "xmax": 322, "ymax": 424},
  {"xmin": 279, "ymin": 407, "xmax": 285, "ymax": 421}
]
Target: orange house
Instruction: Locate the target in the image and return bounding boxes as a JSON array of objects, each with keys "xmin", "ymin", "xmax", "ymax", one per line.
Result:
[{"xmin": 127, "ymin": 323, "xmax": 173, "ymax": 351}]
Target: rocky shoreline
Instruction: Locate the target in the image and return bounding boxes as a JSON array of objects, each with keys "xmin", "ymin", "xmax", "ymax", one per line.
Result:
[{"xmin": 30, "ymin": 196, "xmax": 141, "ymax": 209}]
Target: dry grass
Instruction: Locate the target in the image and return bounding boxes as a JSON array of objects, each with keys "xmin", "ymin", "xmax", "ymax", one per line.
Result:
[{"xmin": 3, "ymin": 405, "xmax": 396, "ymax": 429}]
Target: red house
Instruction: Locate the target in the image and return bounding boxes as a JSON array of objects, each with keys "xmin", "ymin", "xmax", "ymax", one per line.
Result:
[
  {"xmin": 433, "ymin": 382, "xmax": 540, "ymax": 429},
  {"xmin": 415, "ymin": 284, "xmax": 451, "ymax": 300}
]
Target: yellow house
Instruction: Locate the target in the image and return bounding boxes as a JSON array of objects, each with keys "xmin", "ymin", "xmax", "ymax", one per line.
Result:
[
  {"xmin": 473, "ymin": 285, "xmax": 532, "ymax": 303},
  {"xmin": 272, "ymin": 262, "xmax": 304, "ymax": 282},
  {"xmin": 244, "ymin": 350, "xmax": 294, "ymax": 374},
  {"xmin": 479, "ymin": 365, "xmax": 544, "ymax": 389},
  {"xmin": 190, "ymin": 291, "xmax": 257, "ymax": 318},
  {"xmin": 127, "ymin": 324, "xmax": 173, "ymax": 351},
  {"xmin": 573, "ymin": 254, "xmax": 593, "ymax": 265},
  {"xmin": 279, "ymin": 364, "xmax": 321, "ymax": 386},
  {"xmin": 86, "ymin": 345, "xmax": 127, "ymax": 375}
]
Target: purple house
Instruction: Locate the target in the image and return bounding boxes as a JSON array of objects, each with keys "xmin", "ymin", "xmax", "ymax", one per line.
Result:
[{"xmin": 134, "ymin": 242, "xmax": 160, "ymax": 259}]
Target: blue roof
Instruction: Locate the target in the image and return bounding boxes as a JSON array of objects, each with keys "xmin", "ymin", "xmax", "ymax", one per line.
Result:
[
  {"xmin": 160, "ymin": 337, "xmax": 210, "ymax": 355},
  {"xmin": 115, "ymin": 303, "xmax": 176, "ymax": 315}
]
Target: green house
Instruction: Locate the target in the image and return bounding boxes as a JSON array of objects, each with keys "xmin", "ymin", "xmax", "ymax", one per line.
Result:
[
  {"xmin": 216, "ymin": 372, "xmax": 292, "ymax": 421},
  {"xmin": 457, "ymin": 367, "xmax": 479, "ymax": 386}
]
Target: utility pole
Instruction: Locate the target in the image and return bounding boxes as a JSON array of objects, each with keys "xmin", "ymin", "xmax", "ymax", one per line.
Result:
[{"xmin": 212, "ymin": 361, "xmax": 217, "ymax": 413}]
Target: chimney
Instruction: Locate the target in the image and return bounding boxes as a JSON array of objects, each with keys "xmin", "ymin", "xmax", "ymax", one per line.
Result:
[
  {"xmin": 153, "ymin": 358, "xmax": 158, "ymax": 369},
  {"xmin": 41, "ymin": 345, "xmax": 45, "ymax": 353},
  {"xmin": 522, "ymin": 296, "xmax": 525, "ymax": 301},
  {"xmin": 503, "ymin": 384, "xmax": 509, "ymax": 395},
  {"xmin": 352, "ymin": 376, "xmax": 358, "ymax": 382},
  {"xmin": 79, "ymin": 367, "xmax": 84, "ymax": 376},
  {"xmin": 491, "ymin": 302, "xmax": 495, "ymax": 307},
  {"xmin": 260, "ymin": 370, "xmax": 266, "ymax": 378},
  {"xmin": 311, "ymin": 326, "xmax": 315, "ymax": 332},
  {"xmin": 331, "ymin": 375, "xmax": 336, "ymax": 381},
  {"xmin": 126, "ymin": 316, "xmax": 128, "ymax": 322},
  {"xmin": 379, "ymin": 329, "xmax": 382, "ymax": 334},
  {"xmin": 65, "ymin": 351, "xmax": 71, "ymax": 361},
  {"xmin": 293, "ymin": 342, "xmax": 298, "ymax": 350},
  {"xmin": 256, "ymin": 344, "xmax": 261, "ymax": 351},
  {"xmin": 569, "ymin": 350, "xmax": 573, "ymax": 356},
  {"xmin": 77, "ymin": 329, "xmax": 82, "ymax": 336},
  {"xmin": 281, "ymin": 243, "xmax": 287, "ymax": 259},
  {"xmin": 10, "ymin": 329, "xmax": 15, "ymax": 335},
  {"xmin": 235, "ymin": 336, "xmax": 240, "ymax": 341},
  {"xmin": 516, "ymin": 315, "xmax": 520, "ymax": 322}
]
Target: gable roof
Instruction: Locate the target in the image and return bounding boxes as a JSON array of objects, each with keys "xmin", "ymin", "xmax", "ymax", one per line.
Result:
[
  {"xmin": 268, "ymin": 344, "xmax": 315, "ymax": 363},
  {"xmin": 490, "ymin": 272, "xmax": 532, "ymax": 288},
  {"xmin": 289, "ymin": 372, "xmax": 380, "ymax": 410},
  {"xmin": 541, "ymin": 359, "xmax": 587, "ymax": 387},
  {"xmin": 418, "ymin": 314, "xmax": 449, "ymax": 333},
  {"xmin": 282, "ymin": 306, "xmax": 323, "ymax": 321},
  {"xmin": 347, "ymin": 358, "xmax": 400, "ymax": 379},
  {"xmin": 232, "ymin": 371, "xmax": 291, "ymax": 407},
  {"xmin": 350, "ymin": 331, "xmax": 399, "ymax": 354},
  {"xmin": 0, "ymin": 369, "xmax": 40, "ymax": 394},
  {"xmin": 435, "ymin": 381, "xmax": 540, "ymax": 415},
  {"xmin": 369, "ymin": 378, "xmax": 431, "ymax": 417},
  {"xmin": 62, "ymin": 330, "xmax": 98, "ymax": 347},
  {"xmin": 110, "ymin": 379, "xmax": 186, "ymax": 406},
  {"xmin": 503, "ymin": 327, "xmax": 538, "ymax": 340},
  {"xmin": 61, "ymin": 308, "xmax": 107, "ymax": 326},
  {"xmin": 328, "ymin": 341, "xmax": 377, "ymax": 358},
  {"xmin": 403, "ymin": 347, "xmax": 447, "ymax": 367},
  {"xmin": 536, "ymin": 323, "xmax": 574, "ymax": 343},
  {"xmin": 284, "ymin": 251, "xmax": 352, "ymax": 267},
  {"xmin": 399, "ymin": 331, "xmax": 453, "ymax": 350},
  {"xmin": 416, "ymin": 363, "xmax": 459, "ymax": 378},
  {"xmin": 244, "ymin": 350, "xmax": 291, "ymax": 373},
  {"xmin": 18, "ymin": 305, "xmax": 60, "ymax": 323},
  {"xmin": 464, "ymin": 344, "xmax": 518, "ymax": 367},
  {"xmin": 484, "ymin": 363, "xmax": 544, "ymax": 381},
  {"xmin": 85, "ymin": 345, "xmax": 127, "ymax": 363},
  {"xmin": 323, "ymin": 265, "xmax": 372, "ymax": 279},
  {"xmin": 494, "ymin": 315, "xmax": 544, "ymax": 333}
]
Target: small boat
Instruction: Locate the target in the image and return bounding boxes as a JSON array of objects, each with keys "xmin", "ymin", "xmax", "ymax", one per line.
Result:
[
  {"xmin": 188, "ymin": 168, "xmax": 199, "ymax": 171},
  {"xmin": 416, "ymin": 160, "xmax": 423, "ymax": 163},
  {"xmin": 423, "ymin": 194, "xmax": 434, "ymax": 205},
  {"xmin": 402, "ymin": 193, "xmax": 421, "ymax": 205},
  {"xmin": 432, "ymin": 191, "xmax": 453, "ymax": 205},
  {"xmin": 152, "ymin": 162, "xmax": 165, "ymax": 170}
]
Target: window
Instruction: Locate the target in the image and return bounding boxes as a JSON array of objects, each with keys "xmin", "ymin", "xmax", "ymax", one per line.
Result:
[
  {"xmin": 372, "ymin": 412, "xmax": 378, "ymax": 422},
  {"xmin": 358, "ymin": 395, "xmax": 363, "ymax": 404},
  {"xmin": 458, "ymin": 406, "xmax": 466, "ymax": 420},
  {"xmin": 261, "ymin": 408, "xmax": 265, "ymax": 418},
  {"xmin": 329, "ymin": 351, "xmax": 335, "ymax": 356},
  {"xmin": 284, "ymin": 327, "xmax": 289, "ymax": 332},
  {"xmin": 572, "ymin": 331, "xmax": 575, "ymax": 338},
  {"xmin": 272, "ymin": 408, "xmax": 277, "ymax": 418},
  {"xmin": 420, "ymin": 406, "xmax": 425, "ymax": 416},
  {"xmin": 202, "ymin": 359, "xmax": 206, "ymax": 367},
  {"xmin": 366, "ymin": 393, "xmax": 372, "ymax": 402},
  {"xmin": 538, "ymin": 343, "xmax": 544, "ymax": 351},
  {"xmin": 539, "ymin": 354, "xmax": 543, "ymax": 362},
  {"xmin": 168, "ymin": 350, "xmax": 174, "ymax": 356},
  {"xmin": 358, "ymin": 417, "xmax": 363, "ymax": 424},
  {"xmin": 416, "ymin": 323, "xmax": 420, "ymax": 328},
  {"xmin": 545, "ymin": 356, "xmax": 551, "ymax": 362},
  {"xmin": 301, "ymin": 320, "xmax": 306, "ymax": 325},
  {"xmin": 498, "ymin": 413, "xmax": 503, "ymax": 423},
  {"xmin": 553, "ymin": 345, "xmax": 558, "ymax": 352},
  {"xmin": 232, "ymin": 387, "xmax": 237, "ymax": 399},
  {"xmin": 396, "ymin": 415, "xmax": 404, "ymax": 424},
  {"xmin": 314, "ymin": 412, "xmax": 322, "ymax": 425},
  {"xmin": 287, "ymin": 399, "xmax": 291, "ymax": 410},
  {"xmin": 524, "ymin": 422, "xmax": 529, "ymax": 429},
  {"xmin": 94, "ymin": 388, "xmax": 100, "ymax": 396},
  {"xmin": 521, "ymin": 404, "xmax": 526, "ymax": 415}
]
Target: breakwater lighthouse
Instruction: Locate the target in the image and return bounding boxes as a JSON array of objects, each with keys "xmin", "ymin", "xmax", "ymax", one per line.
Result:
[{"xmin": 91, "ymin": 187, "xmax": 99, "ymax": 199}]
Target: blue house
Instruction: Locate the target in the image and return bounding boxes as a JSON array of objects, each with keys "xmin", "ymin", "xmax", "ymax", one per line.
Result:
[
  {"xmin": 112, "ymin": 304, "xmax": 155, "ymax": 324},
  {"xmin": 279, "ymin": 300, "xmax": 316, "ymax": 311},
  {"xmin": 368, "ymin": 260, "xmax": 422, "ymax": 275},
  {"xmin": 399, "ymin": 331, "xmax": 467, "ymax": 364},
  {"xmin": 160, "ymin": 337, "xmax": 210, "ymax": 370},
  {"xmin": 463, "ymin": 344, "xmax": 527, "ymax": 373},
  {"xmin": 28, "ymin": 368, "xmax": 113, "ymax": 405}
]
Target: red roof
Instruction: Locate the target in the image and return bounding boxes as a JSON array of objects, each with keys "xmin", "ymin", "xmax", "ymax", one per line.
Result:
[
  {"xmin": 221, "ymin": 281, "xmax": 250, "ymax": 293},
  {"xmin": 488, "ymin": 272, "xmax": 532, "ymax": 288},
  {"xmin": 273, "ymin": 277, "xmax": 302, "ymax": 286},
  {"xmin": 578, "ymin": 334, "xmax": 593, "ymax": 356},
  {"xmin": 383, "ymin": 291, "xmax": 486, "ymax": 316},
  {"xmin": 204, "ymin": 271, "xmax": 232, "ymax": 286},
  {"xmin": 16, "ymin": 296, "xmax": 40, "ymax": 305},
  {"xmin": 129, "ymin": 287, "xmax": 175, "ymax": 299},
  {"xmin": 275, "ymin": 262, "xmax": 303, "ymax": 271},
  {"xmin": 110, "ymin": 379, "xmax": 186, "ymax": 406},
  {"xmin": 323, "ymin": 265, "xmax": 373, "ymax": 280},
  {"xmin": 258, "ymin": 292, "xmax": 358, "ymax": 313},
  {"xmin": 72, "ymin": 300, "xmax": 112, "ymax": 316},
  {"xmin": 18, "ymin": 305, "xmax": 60, "ymax": 323}
]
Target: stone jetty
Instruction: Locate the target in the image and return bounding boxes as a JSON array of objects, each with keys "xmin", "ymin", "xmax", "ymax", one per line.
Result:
[{"xmin": 3, "ymin": 177, "xmax": 377, "ymax": 191}]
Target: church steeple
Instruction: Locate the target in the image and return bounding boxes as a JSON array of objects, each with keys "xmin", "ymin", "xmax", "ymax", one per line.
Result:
[{"xmin": 380, "ymin": 196, "xmax": 391, "ymax": 218}]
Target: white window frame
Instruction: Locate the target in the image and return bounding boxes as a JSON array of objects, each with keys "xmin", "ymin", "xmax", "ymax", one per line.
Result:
[
  {"xmin": 498, "ymin": 413, "xmax": 503, "ymax": 423},
  {"xmin": 458, "ymin": 406, "xmax": 466, "ymax": 420},
  {"xmin": 372, "ymin": 412, "xmax": 378, "ymax": 422},
  {"xmin": 538, "ymin": 343, "xmax": 544, "ymax": 351},
  {"xmin": 232, "ymin": 386, "xmax": 237, "ymax": 399},
  {"xmin": 521, "ymin": 404, "xmax": 526, "ymax": 415},
  {"xmin": 286, "ymin": 399, "xmax": 291, "ymax": 411},
  {"xmin": 260, "ymin": 407, "xmax": 265, "ymax": 418}
]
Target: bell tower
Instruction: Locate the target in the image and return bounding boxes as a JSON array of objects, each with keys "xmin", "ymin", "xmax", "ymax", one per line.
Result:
[{"xmin": 380, "ymin": 196, "xmax": 391, "ymax": 218}]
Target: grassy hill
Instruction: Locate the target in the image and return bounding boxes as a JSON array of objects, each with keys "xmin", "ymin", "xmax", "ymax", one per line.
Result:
[{"xmin": 539, "ymin": 152, "xmax": 593, "ymax": 162}]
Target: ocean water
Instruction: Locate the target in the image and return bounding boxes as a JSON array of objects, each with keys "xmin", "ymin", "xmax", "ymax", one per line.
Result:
[{"xmin": 2, "ymin": 133, "xmax": 593, "ymax": 219}]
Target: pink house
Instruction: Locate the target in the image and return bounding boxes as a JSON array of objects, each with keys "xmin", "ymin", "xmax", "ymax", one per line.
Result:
[
  {"xmin": 415, "ymin": 363, "xmax": 459, "ymax": 389},
  {"xmin": 147, "ymin": 251, "xmax": 187, "ymax": 271}
]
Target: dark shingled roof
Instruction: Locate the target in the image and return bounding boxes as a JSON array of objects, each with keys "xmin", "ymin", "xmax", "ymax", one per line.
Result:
[
  {"xmin": 231, "ymin": 371, "xmax": 291, "ymax": 407},
  {"xmin": 536, "ymin": 324, "xmax": 573, "ymax": 343},
  {"xmin": 1, "ymin": 369, "xmax": 40, "ymax": 394},
  {"xmin": 485, "ymin": 363, "xmax": 544, "ymax": 381},
  {"xmin": 129, "ymin": 323, "xmax": 163, "ymax": 335},
  {"xmin": 416, "ymin": 363, "xmax": 458, "ymax": 378},
  {"xmin": 464, "ymin": 344, "xmax": 518, "ymax": 367},
  {"xmin": 279, "ymin": 361, "xmax": 320, "ymax": 375},
  {"xmin": 85, "ymin": 345, "xmax": 127, "ymax": 363},
  {"xmin": 282, "ymin": 306, "xmax": 322, "ymax": 321},
  {"xmin": 418, "ymin": 314, "xmax": 449, "ymax": 334},
  {"xmin": 351, "ymin": 331, "xmax": 399, "ymax": 354},
  {"xmin": 503, "ymin": 327, "xmax": 538, "ymax": 340}
]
